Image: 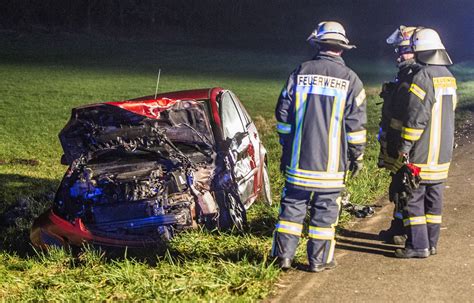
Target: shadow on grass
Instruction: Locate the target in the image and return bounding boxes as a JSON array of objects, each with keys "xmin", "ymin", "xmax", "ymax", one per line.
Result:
[
  {"xmin": 0, "ymin": 174, "xmax": 57, "ymax": 257},
  {"xmin": 61, "ymin": 231, "xmax": 274, "ymax": 268},
  {"xmin": 246, "ymin": 210, "xmax": 278, "ymax": 238}
]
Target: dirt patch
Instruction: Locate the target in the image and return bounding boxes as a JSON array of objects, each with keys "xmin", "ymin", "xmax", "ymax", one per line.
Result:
[{"xmin": 455, "ymin": 113, "xmax": 474, "ymax": 147}]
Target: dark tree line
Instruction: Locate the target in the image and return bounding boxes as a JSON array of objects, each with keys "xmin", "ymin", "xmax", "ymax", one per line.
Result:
[
  {"xmin": 0, "ymin": 0, "xmax": 471, "ymax": 59},
  {"xmin": 1, "ymin": 0, "xmax": 290, "ymax": 34}
]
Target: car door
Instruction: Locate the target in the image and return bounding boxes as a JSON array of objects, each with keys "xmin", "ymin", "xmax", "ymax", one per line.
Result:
[
  {"xmin": 220, "ymin": 91, "xmax": 258, "ymax": 208},
  {"xmin": 229, "ymin": 91, "xmax": 264, "ymax": 199}
]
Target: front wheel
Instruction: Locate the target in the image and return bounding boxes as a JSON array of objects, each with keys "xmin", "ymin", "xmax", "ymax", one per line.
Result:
[
  {"xmin": 226, "ymin": 193, "xmax": 247, "ymax": 232},
  {"xmin": 217, "ymin": 191, "xmax": 247, "ymax": 232}
]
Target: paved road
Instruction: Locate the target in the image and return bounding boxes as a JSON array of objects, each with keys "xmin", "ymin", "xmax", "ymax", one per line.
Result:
[{"xmin": 268, "ymin": 125, "xmax": 474, "ymax": 302}]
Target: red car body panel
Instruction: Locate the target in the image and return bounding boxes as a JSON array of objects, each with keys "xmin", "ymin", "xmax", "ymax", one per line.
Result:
[
  {"xmin": 31, "ymin": 210, "xmax": 155, "ymax": 248},
  {"xmin": 108, "ymin": 88, "xmax": 223, "ymax": 127}
]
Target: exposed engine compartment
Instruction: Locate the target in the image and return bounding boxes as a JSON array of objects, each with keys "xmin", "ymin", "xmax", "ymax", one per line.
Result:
[{"xmin": 54, "ymin": 150, "xmax": 217, "ymax": 241}]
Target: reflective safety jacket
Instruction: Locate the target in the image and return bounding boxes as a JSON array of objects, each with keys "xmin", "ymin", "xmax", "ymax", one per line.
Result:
[
  {"xmin": 275, "ymin": 53, "xmax": 367, "ymax": 191},
  {"xmin": 385, "ymin": 64, "xmax": 457, "ymax": 183}
]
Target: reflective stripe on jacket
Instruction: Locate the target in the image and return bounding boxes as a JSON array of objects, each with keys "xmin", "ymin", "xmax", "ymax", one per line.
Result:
[{"xmin": 275, "ymin": 53, "xmax": 366, "ymax": 191}]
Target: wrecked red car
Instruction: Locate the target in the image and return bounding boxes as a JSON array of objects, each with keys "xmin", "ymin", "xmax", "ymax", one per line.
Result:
[{"xmin": 31, "ymin": 87, "xmax": 272, "ymax": 249}]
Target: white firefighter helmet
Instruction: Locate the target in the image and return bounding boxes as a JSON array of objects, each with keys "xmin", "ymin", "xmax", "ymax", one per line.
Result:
[
  {"xmin": 307, "ymin": 21, "xmax": 356, "ymax": 50},
  {"xmin": 412, "ymin": 28, "xmax": 453, "ymax": 65}
]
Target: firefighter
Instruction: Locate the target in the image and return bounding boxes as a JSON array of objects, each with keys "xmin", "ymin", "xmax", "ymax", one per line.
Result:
[
  {"xmin": 384, "ymin": 27, "xmax": 457, "ymax": 258},
  {"xmin": 271, "ymin": 21, "xmax": 366, "ymax": 272},
  {"xmin": 378, "ymin": 26, "xmax": 418, "ymax": 245}
]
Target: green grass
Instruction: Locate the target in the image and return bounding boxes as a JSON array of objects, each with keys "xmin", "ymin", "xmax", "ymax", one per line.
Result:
[{"xmin": 0, "ymin": 32, "xmax": 473, "ymax": 301}]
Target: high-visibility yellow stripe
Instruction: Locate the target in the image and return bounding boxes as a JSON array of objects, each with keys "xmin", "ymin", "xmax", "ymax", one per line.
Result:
[
  {"xmin": 286, "ymin": 178, "xmax": 345, "ymax": 189},
  {"xmin": 276, "ymin": 220, "xmax": 303, "ymax": 236},
  {"xmin": 326, "ymin": 196, "xmax": 342, "ymax": 263},
  {"xmin": 327, "ymin": 239, "xmax": 336, "ymax": 263},
  {"xmin": 290, "ymin": 91, "xmax": 304, "ymax": 168},
  {"xmin": 401, "ymin": 127, "xmax": 424, "ymax": 141},
  {"xmin": 279, "ymin": 220, "xmax": 303, "ymax": 228},
  {"xmin": 420, "ymin": 171, "xmax": 449, "ymax": 180},
  {"xmin": 409, "ymin": 83, "xmax": 426, "ymax": 100},
  {"xmin": 401, "ymin": 133, "xmax": 420, "ymax": 141},
  {"xmin": 416, "ymin": 162, "xmax": 450, "ymax": 171},
  {"xmin": 404, "ymin": 216, "xmax": 427, "ymax": 226},
  {"xmin": 427, "ymin": 89, "xmax": 443, "ymax": 165},
  {"xmin": 402, "ymin": 127, "xmax": 424, "ymax": 134},
  {"xmin": 416, "ymin": 163, "xmax": 450, "ymax": 181},
  {"xmin": 327, "ymin": 95, "xmax": 341, "ymax": 173},
  {"xmin": 347, "ymin": 129, "xmax": 367, "ymax": 144},
  {"xmin": 426, "ymin": 214, "xmax": 442, "ymax": 224},
  {"xmin": 355, "ymin": 89, "xmax": 366, "ymax": 107},
  {"xmin": 308, "ymin": 226, "xmax": 335, "ymax": 240},
  {"xmin": 434, "ymin": 94, "xmax": 443, "ymax": 164},
  {"xmin": 276, "ymin": 227, "xmax": 301, "ymax": 236},
  {"xmin": 286, "ymin": 167, "xmax": 345, "ymax": 180},
  {"xmin": 334, "ymin": 196, "xmax": 342, "ymax": 226},
  {"xmin": 433, "ymin": 77, "xmax": 457, "ymax": 89}
]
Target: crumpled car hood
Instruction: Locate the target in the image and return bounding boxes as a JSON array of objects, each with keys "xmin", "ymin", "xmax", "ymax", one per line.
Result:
[{"xmin": 59, "ymin": 98, "xmax": 215, "ymax": 164}]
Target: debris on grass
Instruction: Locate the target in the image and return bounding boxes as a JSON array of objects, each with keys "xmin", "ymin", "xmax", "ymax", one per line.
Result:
[{"xmin": 0, "ymin": 158, "xmax": 40, "ymax": 166}]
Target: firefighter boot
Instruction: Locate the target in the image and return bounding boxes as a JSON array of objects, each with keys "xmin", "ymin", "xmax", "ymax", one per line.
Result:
[
  {"xmin": 308, "ymin": 260, "xmax": 337, "ymax": 273},
  {"xmin": 394, "ymin": 248, "xmax": 429, "ymax": 258},
  {"xmin": 278, "ymin": 258, "xmax": 293, "ymax": 270}
]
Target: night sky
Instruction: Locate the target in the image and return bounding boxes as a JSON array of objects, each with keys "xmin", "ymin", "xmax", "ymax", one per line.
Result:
[{"xmin": 0, "ymin": 0, "xmax": 472, "ymax": 61}]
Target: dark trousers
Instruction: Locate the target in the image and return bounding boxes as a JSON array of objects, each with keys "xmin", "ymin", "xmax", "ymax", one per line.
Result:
[
  {"xmin": 403, "ymin": 183, "xmax": 444, "ymax": 250},
  {"xmin": 388, "ymin": 175, "xmax": 407, "ymax": 236},
  {"xmin": 271, "ymin": 187, "xmax": 341, "ymax": 266}
]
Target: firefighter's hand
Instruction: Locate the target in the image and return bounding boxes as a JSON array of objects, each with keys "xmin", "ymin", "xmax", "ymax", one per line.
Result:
[{"xmin": 349, "ymin": 160, "xmax": 364, "ymax": 178}]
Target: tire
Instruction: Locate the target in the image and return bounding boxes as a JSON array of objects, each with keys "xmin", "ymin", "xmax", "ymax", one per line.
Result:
[
  {"xmin": 262, "ymin": 163, "xmax": 273, "ymax": 206},
  {"xmin": 217, "ymin": 191, "xmax": 247, "ymax": 232},
  {"xmin": 227, "ymin": 193, "xmax": 247, "ymax": 232}
]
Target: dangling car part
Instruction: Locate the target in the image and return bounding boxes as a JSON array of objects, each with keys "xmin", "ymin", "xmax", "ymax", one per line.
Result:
[
  {"xmin": 390, "ymin": 163, "xmax": 422, "ymax": 213},
  {"xmin": 340, "ymin": 191, "xmax": 379, "ymax": 219},
  {"xmin": 31, "ymin": 88, "xmax": 271, "ymax": 249}
]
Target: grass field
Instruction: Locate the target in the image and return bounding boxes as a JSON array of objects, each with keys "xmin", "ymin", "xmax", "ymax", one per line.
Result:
[{"xmin": 0, "ymin": 32, "xmax": 473, "ymax": 301}]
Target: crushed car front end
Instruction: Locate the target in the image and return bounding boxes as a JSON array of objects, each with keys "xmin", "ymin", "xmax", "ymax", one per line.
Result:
[{"xmin": 31, "ymin": 91, "xmax": 222, "ymax": 248}]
